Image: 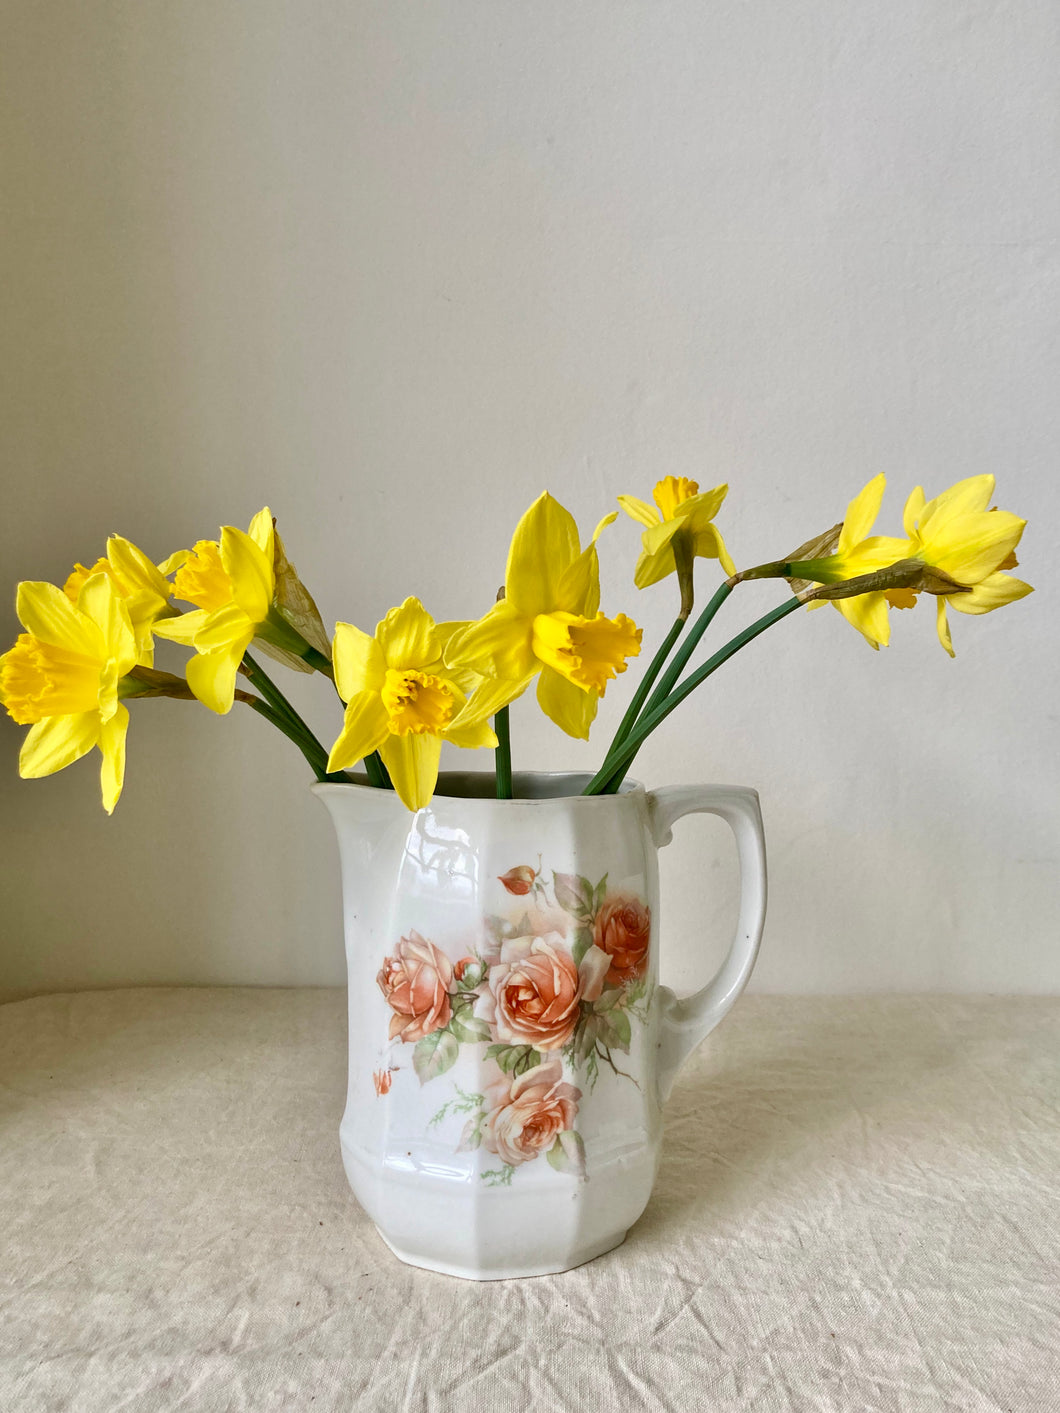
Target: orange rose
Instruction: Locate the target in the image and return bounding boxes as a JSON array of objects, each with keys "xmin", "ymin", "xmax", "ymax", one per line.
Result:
[
  {"xmin": 482, "ymin": 1057, "xmax": 582, "ymax": 1169},
  {"xmin": 478, "ymin": 932, "xmax": 610, "ymax": 1051},
  {"xmin": 593, "ymin": 893, "xmax": 651, "ymax": 985},
  {"xmin": 377, "ymin": 931, "xmax": 453, "ymax": 1042}
]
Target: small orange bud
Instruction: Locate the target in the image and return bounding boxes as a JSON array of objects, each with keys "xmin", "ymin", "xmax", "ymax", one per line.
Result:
[
  {"xmin": 498, "ymin": 865, "xmax": 537, "ymax": 896},
  {"xmin": 372, "ymin": 1068, "xmax": 393, "ymax": 1096}
]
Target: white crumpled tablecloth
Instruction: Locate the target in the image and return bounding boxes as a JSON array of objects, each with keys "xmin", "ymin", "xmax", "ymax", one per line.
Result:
[{"xmin": 2, "ymin": 989, "xmax": 1057, "ymax": 1411}]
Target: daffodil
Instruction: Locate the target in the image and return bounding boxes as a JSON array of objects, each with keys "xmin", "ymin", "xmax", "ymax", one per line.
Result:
[
  {"xmin": 787, "ymin": 474, "xmax": 1031, "ymax": 653},
  {"xmin": 893, "ymin": 476, "xmax": 1031, "ymax": 656},
  {"xmin": 787, "ymin": 474, "xmax": 909, "ymax": 649},
  {"xmin": 443, "ymin": 493, "xmax": 642, "ymax": 740},
  {"xmin": 153, "ymin": 507, "xmax": 323, "ymax": 714},
  {"xmin": 617, "ymin": 476, "xmax": 736, "ymax": 588},
  {"xmin": 63, "ymin": 536, "xmax": 177, "ymax": 665},
  {"xmin": 327, "ymin": 597, "xmax": 497, "ymax": 809},
  {"xmin": 0, "ymin": 575, "xmax": 138, "ymax": 813}
]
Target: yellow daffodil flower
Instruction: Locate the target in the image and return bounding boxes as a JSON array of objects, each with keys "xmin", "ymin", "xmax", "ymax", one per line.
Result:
[
  {"xmin": 63, "ymin": 535, "xmax": 176, "ymax": 666},
  {"xmin": 894, "ymin": 475, "xmax": 1031, "ymax": 656},
  {"xmin": 443, "ymin": 493, "xmax": 642, "ymax": 740},
  {"xmin": 327, "ymin": 597, "xmax": 496, "ymax": 810},
  {"xmin": 0, "ymin": 576, "xmax": 138, "ymax": 813},
  {"xmin": 153, "ymin": 507, "xmax": 307, "ymax": 714},
  {"xmin": 788, "ymin": 474, "xmax": 909, "ymax": 649},
  {"xmin": 617, "ymin": 476, "xmax": 737, "ymax": 587}
]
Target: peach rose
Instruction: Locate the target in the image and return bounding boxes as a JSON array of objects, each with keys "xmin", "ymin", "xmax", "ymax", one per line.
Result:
[
  {"xmin": 593, "ymin": 893, "xmax": 651, "ymax": 985},
  {"xmin": 477, "ymin": 932, "xmax": 610, "ymax": 1051},
  {"xmin": 482, "ymin": 1057, "xmax": 582, "ymax": 1168},
  {"xmin": 377, "ymin": 931, "xmax": 453, "ymax": 1042}
]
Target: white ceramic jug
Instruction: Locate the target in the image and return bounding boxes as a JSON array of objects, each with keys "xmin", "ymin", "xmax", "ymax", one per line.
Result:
[{"xmin": 315, "ymin": 770, "xmax": 766, "ymax": 1280}]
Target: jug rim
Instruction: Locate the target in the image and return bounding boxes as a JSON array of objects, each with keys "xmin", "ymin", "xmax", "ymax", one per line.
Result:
[{"xmin": 311, "ymin": 769, "xmax": 645, "ymax": 804}]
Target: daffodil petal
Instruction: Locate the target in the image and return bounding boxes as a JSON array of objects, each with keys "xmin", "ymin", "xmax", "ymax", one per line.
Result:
[
  {"xmin": 151, "ymin": 609, "xmax": 213, "ymax": 644},
  {"xmin": 76, "ymin": 574, "xmax": 137, "ymax": 673},
  {"xmin": 505, "ymin": 493, "xmax": 580, "ymax": 617},
  {"xmin": 450, "ymin": 673, "xmax": 534, "ymax": 728},
  {"xmin": 919, "ymin": 475, "xmax": 994, "ymax": 534},
  {"xmin": 106, "ymin": 536, "xmax": 172, "ymax": 602},
  {"xmin": 924, "ymin": 511, "xmax": 1025, "ymax": 584},
  {"xmin": 327, "ymin": 691, "xmax": 390, "ymax": 772},
  {"xmin": 936, "ymin": 597, "xmax": 955, "ymax": 657},
  {"xmin": 616, "ymin": 496, "xmax": 659, "ymax": 529},
  {"xmin": 640, "ymin": 516, "xmax": 684, "ymax": 559},
  {"xmin": 555, "ymin": 544, "xmax": 601, "ymax": 616},
  {"xmin": 834, "ymin": 592, "xmax": 890, "ymax": 649},
  {"xmin": 16, "ymin": 582, "xmax": 102, "ymax": 657},
  {"xmin": 690, "ymin": 522, "xmax": 737, "ymax": 577},
  {"xmin": 19, "ymin": 712, "xmax": 100, "ymax": 779},
  {"xmin": 379, "ymin": 732, "xmax": 442, "ymax": 811},
  {"xmin": 633, "ymin": 543, "xmax": 677, "ymax": 589},
  {"xmin": 158, "ymin": 549, "xmax": 190, "ymax": 577},
  {"xmin": 99, "ymin": 703, "xmax": 129, "ymax": 813},
  {"xmin": 247, "ymin": 507, "xmax": 275, "ymax": 561},
  {"xmin": 444, "ymin": 717, "xmax": 499, "ymax": 750},
  {"xmin": 590, "ymin": 511, "xmax": 618, "ymax": 542},
  {"xmin": 902, "ymin": 486, "xmax": 926, "ymax": 537},
  {"xmin": 444, "ymin": 601, "xmax": 537, "ymax": 681},
  {"xmin": 536, "ymin": 667, "xmax": 598, "ymax": 740},
  {"xmin": 376, "ymin": 597, "xmax": 440, "ymax": 669},
  {"xmin": 947, "ymin": 572, "xmax": 1033, "ymax": 616},
  {"xmin": 192, "ymin": 603, "xmax": 257, "ymax": 653},
  {"xmin": 838, "ymin": 475, "xmax": 886, "ymax": 554},
  {"xmin": 673, "ymin": 485, "xmax": 728, "ymax": 527},
  {"xmin": 332, "ymin": 622, "xmax": 387, "ymax": 701},
  {"xmin": 186, "ymin": 639, "xmax": 250, "ymax": 714},
  {"xmin": 219, "ymin": 526, "xmax": 274, "ymax": 623}
]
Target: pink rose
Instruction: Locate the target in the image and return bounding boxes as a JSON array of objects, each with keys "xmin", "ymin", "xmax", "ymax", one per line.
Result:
[
  {"xmin": 593, "ymin": 893, "xmax": 651, "ymax": 986},
  {"xmin": 377, "ymin": 931, "xmax": 453, "ymax": 1042},
  {"xmin": 482, "ymin": 1057, "xmax": 582, "ymax": 1169},
  {"xmin": 477, "ymin": 931, "xmax": 610, "ymax": 1051}
]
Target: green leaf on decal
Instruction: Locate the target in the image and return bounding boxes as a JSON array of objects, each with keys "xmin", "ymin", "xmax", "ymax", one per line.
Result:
[
  {"xmin": 571, "ymin": 925, "xmax": 594, "ymax": 968},
  {"xmin": 485, "ymin": 1043, "xmax": 542, "ymax": 1076},
  {"xmin": 413, "ymin": 1028, "xmax": 459, "ymax": 1084},
  {"xmin": 449, "ymin": 1013, "xmax": 492, "ymax": 1045},
  {"xmin": 546, "ymin": 1130, "xmax": 587, "ymax": 1177},
  {"xmin": 553, "ymin": 872, "xmax": 595, "ymax": 921}
]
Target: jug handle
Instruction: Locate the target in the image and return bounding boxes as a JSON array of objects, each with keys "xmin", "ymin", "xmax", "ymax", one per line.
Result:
[{"xmin": 647, "ymin": 784, "xmax": 767, "ymax": 1102}]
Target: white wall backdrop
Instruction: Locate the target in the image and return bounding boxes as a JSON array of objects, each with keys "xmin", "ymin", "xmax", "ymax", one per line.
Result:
[{"xmin": 2, "ymin": 1, "xmax": 1058, "ymax": 1001}]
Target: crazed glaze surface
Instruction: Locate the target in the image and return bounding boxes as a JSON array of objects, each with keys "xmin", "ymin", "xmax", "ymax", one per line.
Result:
[{"xmin": 316, "ymin": 771, "xmax": 766, "ymax": 1278}]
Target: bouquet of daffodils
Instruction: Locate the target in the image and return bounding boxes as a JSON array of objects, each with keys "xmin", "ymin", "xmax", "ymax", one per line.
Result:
[{"xmin": 1, "ymin": 475, "xmax": 1031, "ymax": 812}]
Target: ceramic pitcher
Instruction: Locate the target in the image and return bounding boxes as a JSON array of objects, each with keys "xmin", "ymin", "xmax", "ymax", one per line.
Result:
[{"xmin": 315, "ymin": 770, "xmax": 766, "ymax": 1280}]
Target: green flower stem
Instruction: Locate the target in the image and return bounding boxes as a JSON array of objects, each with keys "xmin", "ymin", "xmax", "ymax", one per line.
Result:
[
  {"xmin": 363, "ymin": 752, "xmax": 389, "ymax": 789},
  {"xmin": 603, "ymin": 613, "xmax": 686, "ymax": 761},
  {"xmin": 584, "ymin": 595, "xmax": 802, "ymax": 796},
  {"xmin": 241, "ymin": 695, "xmax": 330, "ymax": 783},
  {"xmin": 302, "ymin": 646, "xmax": 334, "ymax": 677},
  {"xmin": 242, "ymin": 652, "xmax": 327, "ymax": 753},
  {"xmin": 495, "ymin": 705, "xmax": 513, "ymax": 800},
  {"xmin": 591, "ymin": 581, "xmax": 734, "ymax": 790},
  {"xmin": 643, "ymin": 581, "xmax": 733, "ymax": 718}
]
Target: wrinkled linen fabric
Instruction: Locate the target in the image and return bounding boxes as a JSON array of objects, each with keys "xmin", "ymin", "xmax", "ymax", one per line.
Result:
[{"xmin": 1, "ymin": 990, "xmax": 1058, "ymax": 1412}]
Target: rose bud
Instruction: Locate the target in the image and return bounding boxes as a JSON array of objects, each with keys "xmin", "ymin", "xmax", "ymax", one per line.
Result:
[{"xmin": 498, "ymin": 865, "xmax": 537, "ymax": 896}]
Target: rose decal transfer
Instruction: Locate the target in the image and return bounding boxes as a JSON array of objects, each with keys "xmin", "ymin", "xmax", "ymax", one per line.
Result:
[{"xmin": 373, "ymin": 863, "xmax": 653, "ymax": 1184}]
